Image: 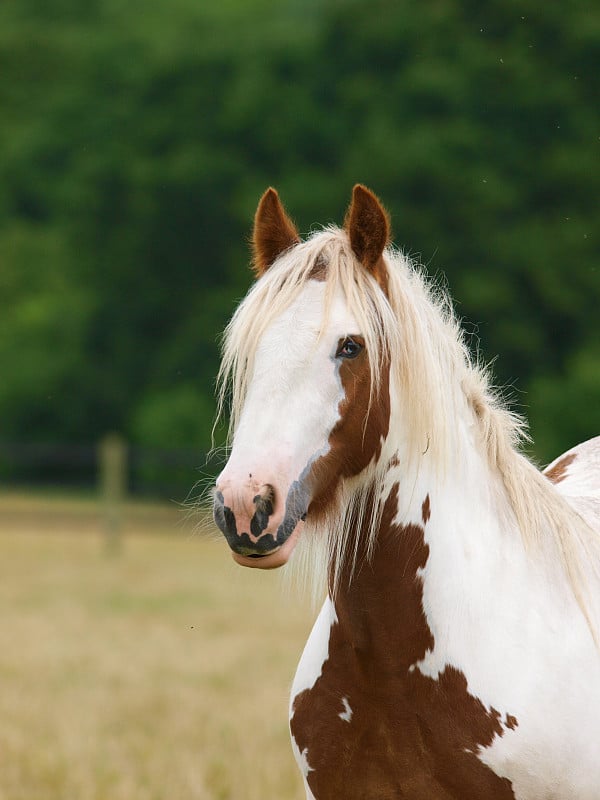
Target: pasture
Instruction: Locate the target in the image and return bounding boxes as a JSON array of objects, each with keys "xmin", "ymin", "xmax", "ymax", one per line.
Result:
[{"xmin": 0, "ymin": 493, "xmax": 313, "ymax": 799}]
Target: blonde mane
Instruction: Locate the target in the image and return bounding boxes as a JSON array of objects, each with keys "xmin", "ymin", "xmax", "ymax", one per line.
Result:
[{"xmin": 217, "ymin": 228, "xmax": 600, "ymax": 634}]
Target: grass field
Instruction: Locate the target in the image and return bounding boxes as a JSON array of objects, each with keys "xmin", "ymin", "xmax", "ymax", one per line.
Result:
[{"xmin": 0, "ymin": 493, "xmax": 315, "ymax": 800}]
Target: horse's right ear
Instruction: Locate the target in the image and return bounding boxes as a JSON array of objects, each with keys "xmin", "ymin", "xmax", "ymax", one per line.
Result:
[{"xmin": 252, "ymin": 188, "xmax": 300, "ymax": 277}]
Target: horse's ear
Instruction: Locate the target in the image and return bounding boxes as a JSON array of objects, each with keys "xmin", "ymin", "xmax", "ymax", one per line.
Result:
[
  {"xmin": 344, "ymin": 184, "xmax": 391, "ymax": 284},
  {"xmin": 252, "ymin": 188, "xmax": 300, "ymax": 276}
]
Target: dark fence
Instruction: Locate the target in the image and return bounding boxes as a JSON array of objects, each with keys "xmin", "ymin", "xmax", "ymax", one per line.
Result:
[{"xmin": 0, "ymin": 438, "xmax": 224, "ymax": 501}]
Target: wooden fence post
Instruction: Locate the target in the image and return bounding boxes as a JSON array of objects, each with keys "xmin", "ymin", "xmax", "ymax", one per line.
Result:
[{"xmin": 99, "ymin": 434, "xmax": 127, "ymax": 554}]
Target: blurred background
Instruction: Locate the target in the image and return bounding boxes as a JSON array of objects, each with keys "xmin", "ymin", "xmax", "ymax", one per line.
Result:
[
  {"xmin": 0, "ymin": 1, "xmax": 598, "ymax": 798},
  {"xmin": 1, "ymin": 0, "xmax": 599, "ymax": 494}
]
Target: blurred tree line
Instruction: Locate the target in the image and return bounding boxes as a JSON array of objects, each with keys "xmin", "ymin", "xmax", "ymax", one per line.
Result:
[{"xmin": 0, "ymin": 0, "xmax": 598, "ymax": 474}]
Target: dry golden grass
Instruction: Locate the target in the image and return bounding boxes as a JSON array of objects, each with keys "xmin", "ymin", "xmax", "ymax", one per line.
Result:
[{"xmin": 0, "ymin": 492, "xmax": 314, "ymax": 800}]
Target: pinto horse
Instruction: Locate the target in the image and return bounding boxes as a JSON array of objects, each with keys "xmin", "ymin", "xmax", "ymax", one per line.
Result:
[{"xmin": 212, "ymin": 185, "xmax": 600, "ymax": 799}]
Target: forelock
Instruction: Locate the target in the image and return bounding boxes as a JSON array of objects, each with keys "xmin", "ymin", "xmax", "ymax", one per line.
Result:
[{"xmin": 216, "ymin": 227, "xmax": 395, "ymax": 440}]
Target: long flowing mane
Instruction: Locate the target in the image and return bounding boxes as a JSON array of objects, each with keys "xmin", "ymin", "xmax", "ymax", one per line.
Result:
[{"xmin": 217, "ymin": 227, "xmax": 600, "ymax": 630}]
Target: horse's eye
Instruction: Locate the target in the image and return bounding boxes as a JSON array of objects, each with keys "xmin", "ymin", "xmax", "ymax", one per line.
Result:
[{"xmin": 337, "ymin": 337, "xmax": 363, "ymax": 359}]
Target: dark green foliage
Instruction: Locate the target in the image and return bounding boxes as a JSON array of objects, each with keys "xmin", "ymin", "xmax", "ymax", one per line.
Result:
[{"xmin": 0, "ymin": 0, "xmax": 598, "ymax": 470}]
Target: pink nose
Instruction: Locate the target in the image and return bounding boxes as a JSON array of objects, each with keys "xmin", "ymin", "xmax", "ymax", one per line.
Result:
[
  {"xmin": 213, "ymin": 473, "xmax": 310, "ymax": 558},
  {"xmin": 213, "ymin": 481, "xmax": 282, "ymax": 556}
]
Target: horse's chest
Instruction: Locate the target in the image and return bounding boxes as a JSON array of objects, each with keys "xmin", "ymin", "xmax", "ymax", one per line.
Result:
[
  {"xmin": 289, "ymin": 621, "xmax": 516, "ymax": 800},
  {"xmin": 291, "ymin": 677, "xmax": 449, "ymax": 799}
]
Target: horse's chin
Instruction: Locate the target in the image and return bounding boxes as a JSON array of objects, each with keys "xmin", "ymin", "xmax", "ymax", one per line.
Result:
[{"xmin": 231, "ymin": 523, "xmax": 302, "ymax": 570}]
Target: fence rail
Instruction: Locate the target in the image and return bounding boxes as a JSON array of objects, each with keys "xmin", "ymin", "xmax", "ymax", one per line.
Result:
[{"xmin": 0, "ymin": 438, "xmax": 223, "ymax": 501}]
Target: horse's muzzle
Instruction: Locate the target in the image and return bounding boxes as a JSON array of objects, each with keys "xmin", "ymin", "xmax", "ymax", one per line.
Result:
[
  {"xmin": 213, "ymin": 478, "xmax": 310, "ymax": 568},
  {"xmin": 213, "ymin": 484, "xmax": 280, "ymax": 555}
]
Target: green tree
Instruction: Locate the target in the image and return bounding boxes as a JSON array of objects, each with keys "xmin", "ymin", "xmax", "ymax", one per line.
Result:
[{"xmin": 0, "ymin": 0, "xmax": 597, "ymax": 476}]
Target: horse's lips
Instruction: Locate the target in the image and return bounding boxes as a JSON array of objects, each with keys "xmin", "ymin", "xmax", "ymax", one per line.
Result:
[{"xmin": 231, "ymin": 522, "xmax": 303, "ymax": 570}]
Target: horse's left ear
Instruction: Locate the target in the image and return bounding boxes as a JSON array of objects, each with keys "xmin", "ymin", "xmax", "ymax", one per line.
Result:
[
  {"xmin": 252, "ymin": 188, "xmax": 300, "ymax": 277},
  {"xmin": 344, "ymin": 184, "xmax": 391, "ymax": 285}
]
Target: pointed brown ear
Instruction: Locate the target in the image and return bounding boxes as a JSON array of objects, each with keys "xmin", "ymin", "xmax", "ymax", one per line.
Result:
[
  {"xmin": 344, "ymin": 184, "xmax": 391, "ymax": 280},
  {"xmin": 252, "ymin": 188, "xmax": 300, "ymax": 276}
]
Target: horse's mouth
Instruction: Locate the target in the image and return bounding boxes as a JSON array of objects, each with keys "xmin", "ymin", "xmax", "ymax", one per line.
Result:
[{"xmin": 231, "ymin": 523, "xmax": 303, "ymax": 570}]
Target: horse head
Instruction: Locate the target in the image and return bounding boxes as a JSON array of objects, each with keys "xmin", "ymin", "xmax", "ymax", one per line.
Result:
[{"xmin": 213, "ymin": 185, "xmax": 392, "ymax": 569}]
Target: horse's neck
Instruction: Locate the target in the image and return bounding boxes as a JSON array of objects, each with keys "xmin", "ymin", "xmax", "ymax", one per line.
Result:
[
  {"xmin": 331, "ymin": 436, "xmax": 521, "ymax": 668},
  {"xmin": 331, "ymin": 482, "xmax": 436, "ymax": 673}
]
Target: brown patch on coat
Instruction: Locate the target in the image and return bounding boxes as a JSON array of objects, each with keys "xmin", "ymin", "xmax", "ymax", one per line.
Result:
[
  {"xmin": 344, "ymin": 184, "xmax": 390, "ymax": 294},
  {"xmin": 504, "ymin": 713, "xmax": 518, "ymax": 731},
  {"xmin": 544, "ymin": 452, "xmax": 577, "ymax": 485},
  {"xmin": 422, "ymin": 493, "xmax": 431, "ymax": 524},
  {"xmin": 252, "ymin": 188, "xmax": 300, "ymax": 276},
  {"xmin": 290, "ymin": 486, "xmax": 516, "ymax": 799},
  {"xmin": 307, "ymin": 343, "xmax": 391, "ymax": 520}
]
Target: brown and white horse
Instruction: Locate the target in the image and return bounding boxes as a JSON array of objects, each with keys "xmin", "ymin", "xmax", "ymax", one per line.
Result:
[{"xmin": 212, "ymin": 185, "xmax": 600, "ymax": 799}]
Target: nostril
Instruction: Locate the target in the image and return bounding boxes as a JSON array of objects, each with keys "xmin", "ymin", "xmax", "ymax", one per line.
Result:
[
  {"xmin": 253, "ymin": 483, "xmax": 275, "ymax": 517},
  {"xmin": 251, "ymin": 483, "xmax": 276, "ymax": 539}
]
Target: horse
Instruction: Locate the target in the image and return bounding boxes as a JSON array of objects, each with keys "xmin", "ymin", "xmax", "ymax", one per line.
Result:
[{"xmin": 211, "ymin": 184, "xmax": 600, "ymax": 799}]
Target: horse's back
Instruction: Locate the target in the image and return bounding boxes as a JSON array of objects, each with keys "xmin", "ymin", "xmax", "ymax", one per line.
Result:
[{"xmin": 544, "ymin": 436, "xmax": 600, "ymax": 532}]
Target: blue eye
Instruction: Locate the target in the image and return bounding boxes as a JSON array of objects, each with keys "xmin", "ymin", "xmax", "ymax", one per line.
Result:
[{"xmin": 337, "ymin": 337, "xmax": 363, "ymax": 359}]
